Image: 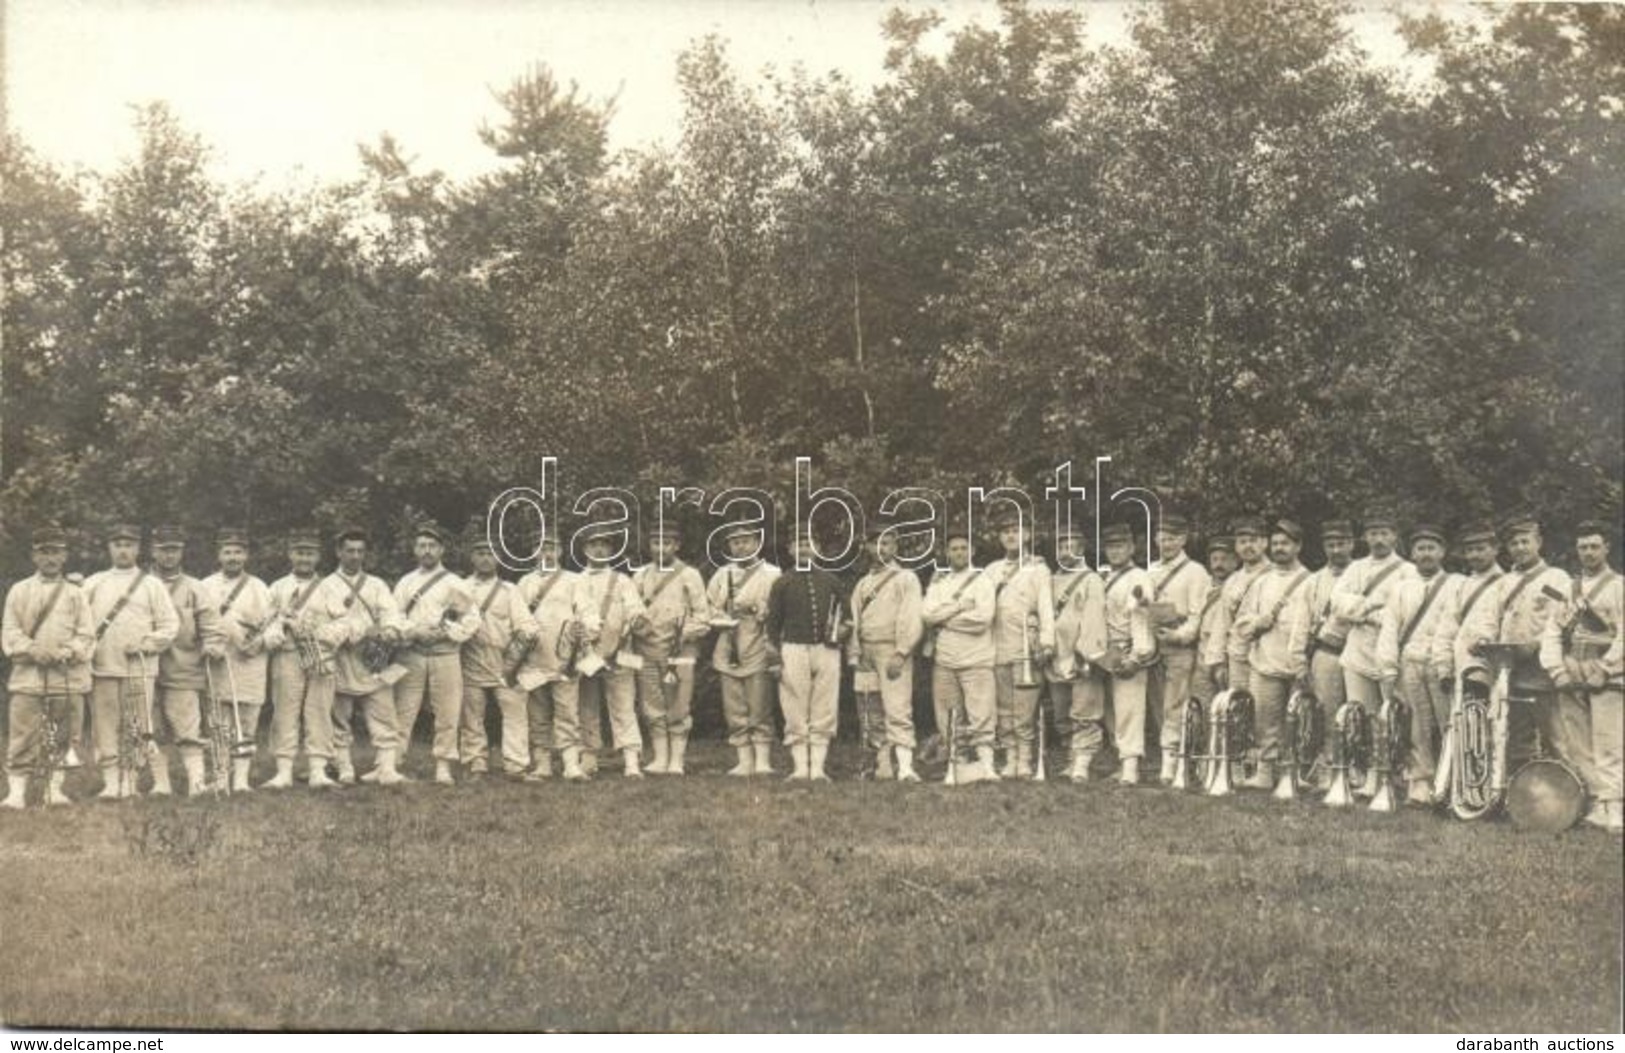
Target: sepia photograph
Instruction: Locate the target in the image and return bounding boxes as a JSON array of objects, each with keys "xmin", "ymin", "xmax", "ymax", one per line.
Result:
[{"xmin": 0, "ymin": 0, "xmax": 1620, "ymax": 1037}]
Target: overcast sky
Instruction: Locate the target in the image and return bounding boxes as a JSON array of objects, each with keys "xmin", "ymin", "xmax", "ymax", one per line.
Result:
[{"xmin": 5, "ymin": 0, "xmax": 1429, "ymax": 189}]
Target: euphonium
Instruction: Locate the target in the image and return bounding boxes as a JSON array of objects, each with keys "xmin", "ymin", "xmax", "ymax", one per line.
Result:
[
  {"xmin": 291, "ymin": 610, "xmax": 334, "ymax": 676},
  {"xmin": 1171, "ymin": 695, "xmax": 1205, "ymax": 791},
  {"xmin": 1369, "ymin": 685, "xmax": 1411, "ymax": 814},
  {"xmin": 1323, "ymin": 699, "xmax": 1370, "ymax": 808},
  {"xmin": 1436, "ymin": 654, "xmax": 1512, "ymax": 820},
  {"xmin": 1273, "ymin": 687, "xmax": 1324, "ymax": 801}
]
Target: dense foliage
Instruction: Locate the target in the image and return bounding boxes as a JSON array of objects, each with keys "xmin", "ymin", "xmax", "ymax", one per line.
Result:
[{"xmin": 2, "ymin": 0, "xmax": 1619, "ymax": 575}]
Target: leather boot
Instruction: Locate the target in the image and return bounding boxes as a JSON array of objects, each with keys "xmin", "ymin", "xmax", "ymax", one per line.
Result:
[
  {"xmin": 45, "ymin": 771, "xmax": 71, "ymax": 806},
  {"xmin": 810, "ymin": 741, "xmax": 830, "ymax": 781},
  {"xmin": 727, "ymin": 745, "xmax": 753, "ymax": 777},
  {"xmin": 1068, "ymin": 750, "xmax": 1094, "ymax": 783},
  {"xmin": 622, "ymin": 748, "xmax": 643, "ymax": 779},
  {"xmin": 647, "ymin": 734, "xmax": 670, "ymax": 775},
  {"xmin": 1119, "ymin": 756, "xmax": 1141, "ymax": 786},
  {"xmin": 895, "ymin": 746, "xmax": 919, "ymax": 783},
  {"xmin": 375, "ymin": 748, "xmax": 409, "ymax": 786},
  {"xmin": 669, "ymin": 733, "xmax": 688, "ymax": 775},
  {"xmin": 266, "ymin": 758, "xmax": 295, "ymax": 789},
  {"xmin": 752, "ymin": 741, "xmax": 775, "ymax": 777},
  {"xmin": 148, "ymin": 751, "xmax": 174, "ymax": 796},
  {"xmin": 231, "ymin": 757, "xmax": 253, "ymax": 793},
  {"xmin": 1242, "ymin": 759, "xmax": 1275, "ymax": 791},
  {"xmin": 2, "ymin": 773, "xmax": 27, "ymax": 809},
  {"xmin": 180, "ymin": 749, "xmax": 208, "ymax": 796}
]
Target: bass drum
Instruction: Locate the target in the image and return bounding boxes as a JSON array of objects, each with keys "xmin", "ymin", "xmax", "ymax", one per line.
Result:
[{"xmin": 1505, "ymin": 758, "xmax": 1588, "ymax": 833}]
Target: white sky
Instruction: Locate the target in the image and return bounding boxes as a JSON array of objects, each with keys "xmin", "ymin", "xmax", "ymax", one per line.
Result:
[{"xmin": 4, "ymin": 0, "xmax": 1428, "ymax": 189}]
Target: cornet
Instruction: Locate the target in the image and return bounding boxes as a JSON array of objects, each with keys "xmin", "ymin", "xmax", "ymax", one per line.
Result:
[
  {"xmin": 1273, "ymin": 688, "xmax": 1323, "ymax": 801},
  {"xmin": 1323, "ymin": 699, "xmax": 1370, "ymax": 808}
]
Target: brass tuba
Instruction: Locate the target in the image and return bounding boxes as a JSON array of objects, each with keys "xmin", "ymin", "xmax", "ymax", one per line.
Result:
[
  {"xmin": 1433, "ymin": 650, "xmax": 1512, "ymax": 820},
  {"xmin": 1204, "ymin": 689, "xmax": 1255, "ymax": 797},
  {"xmin": 1273, "ymin": 687, "xmax": 1324, "ymax": 801},
  {"xmin": 1368, "ymin": 685, "xmax": 1411, "ymax": 813},
  {"xmin": 1323, "ymin": 699, "xmax": 1371, "ymax": 808},
  {"xmin": 1170, "ymin": 695, "xmax": 1206, "ymax": 791}
]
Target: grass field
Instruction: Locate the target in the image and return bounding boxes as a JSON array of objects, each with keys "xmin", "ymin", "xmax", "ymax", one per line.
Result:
[{"xmin": 1, "ymin": 738, "xmax": 1620, "ymax": 1034}]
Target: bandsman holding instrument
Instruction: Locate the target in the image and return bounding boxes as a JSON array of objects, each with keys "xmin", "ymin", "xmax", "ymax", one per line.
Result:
[
  {"xmin": 849, "ymin": 523, "xmax": 924, "ymax": 782},
  {"xmin": 1203, "ymin": 517, "xmax": 1269, "ymax": 696},
  {"xmin": 1147, "ymin": 513, "xmax": 1210, "ymax": 784},
  {"xmin": 1430, "ymin": 519, "xmax": 1504, "ymax": 702},
  {"xmin": 1050, "ymin": 523, "xmax": 1107, "ymax": 782},
  {"xmin": 1329, "ymin": 511, "xmax": 1417, "ymax": 711},
  {"xmin": 150, "ymin": 526, "xmax": 228, "ymax": 797},
  {"xmin": 1304, "ymin": 520, "xmax": 1355, "ymax": 783},
  {"xmin": 509, "ymin": 532, "xmax": 583, "ymax": 781},
  {"xmin": 2, "ymin": 525, "xmax": 96, "ymax": 808},
  {"xmin": 766, "ymin": 524, "xmax": 849, "ymax": 780},
  {"xmin": 921, "ymin": 521, "xmax": 998, "ymax": 784},
  {"xmin": 631, "ymin": 523, "xmax": 710, "ymax": 776},
  {"xmin": 1488, "ymin": 513, "xmax": 1576, "ymax": 775},
  {"xmin": 458, "ymin": 529, "xmax": 529, "ymax": 779},
  {"xmin": 1188, "ymin": 535, "xmax": 1236, "ymax": 709},
  {"xmin": 571, "ymin": 523, "xmax": 649, "ymax": 779},
  {"xmin": 328, "ymin": 527, "xmax": 410, "ymax": 786},
  {"xmin": 706, "ymin": 523, "xmax": 781, "ymax": 777},
  {"xmin": 262, "ymin": 529, "xmax": 350, "ymax": 789},
  {"xmin": 200, "ymin": 527, "xmax": 272, "ymax": 792},
  {"xmin": 392, "ymin": 521, "xmax": 481, "ymax": 785},
  {"xmin": 1543, "ymin": 520, "xmax": 1622, "ymax": 833},
  {"xmin": 1099, "ymin": 521, "xmax": 1156, "ymax": 785},
  {"xmin": 1376, "ymin": 524, "xmax": 1461, "ymax": 806},
  {"xmin": 985, "ymin": 509, "xmax": 1055, "ymax": 779},
  {"xmin": 1235, "ymin": 519, "xmax": 1313, "ymax": 790}
]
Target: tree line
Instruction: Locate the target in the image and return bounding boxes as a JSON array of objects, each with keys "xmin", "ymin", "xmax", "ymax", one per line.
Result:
[{"xmin": 1, "ymin": 0, "xmax": 1619, "ymax": 578}]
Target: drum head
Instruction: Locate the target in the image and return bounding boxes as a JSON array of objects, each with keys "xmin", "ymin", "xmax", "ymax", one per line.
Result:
[{"xmin": 1506, "ymin": 759, "xmax": 1588, "ymax": 833}]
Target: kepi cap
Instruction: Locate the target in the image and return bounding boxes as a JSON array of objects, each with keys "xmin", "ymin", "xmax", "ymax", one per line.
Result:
[
  {"xmin": 31, "ymin": 524, "xmax": 68, "ymax": 549},
  {"xmin": 107, "ymin": 523, "xmax": 142, "ymax": 544},
  {"xmin": 1319, "ymin": 519, "xmax": 1354, "ymax": 541},
  {"xmin": 215, "ymin": 527, "xmax": 249, "ymax": 548},
  {"xmin": 151, "ymin": 524, "xmax": 186, "ymax": 547},
  {"xmin": 1409, "ymin": 523, "xmax": 1446, "ymax": 546}
]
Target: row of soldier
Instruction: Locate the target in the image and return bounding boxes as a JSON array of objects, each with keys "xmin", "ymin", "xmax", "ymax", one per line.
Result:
[{"xmin": 1, "ymin": 510, "xmax": 1620, "ymax": 832}]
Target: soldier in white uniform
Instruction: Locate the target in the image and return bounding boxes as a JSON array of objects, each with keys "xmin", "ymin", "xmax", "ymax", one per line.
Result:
[
  {"xmin": 1304, "ymin": 520, "xmax": 1355, "ymax": 785},
  {"xmin": 1235, "ymin": 519, "xmax": 1313, "ymax": 790},
  {"xmin": 1147, "ymin": 513, "xmax": 1210, "ymax": 784},
  {"xmin": 328, "ymin": 527, "xmax": 410, "ymax": 786},
  {"xmin": 571, "ymin": 523, "xmax": 648, "ymax": 779},
  {"xmin": 1049, "ymin": 524, "xmax": 1107, "ymax": 782},
  {"xmin": 2, "ymin": 525, "xmax": 96, "ymax": 808},
  {"xmin": 84, "ymin": 524, "xmax": 179, "ymax": 798},
  {"xmin": 150, "ymin": 526, "xmax": 227, "ymax": 797},
  {"xmin": 261, "ymin": 529, "xmax": 350, "ymax": 789},
  {"xmin": 1543, "ymin": 519, "xmax": 1623, "ymax": 832},
  {"xmin": 200, "ymin": 527, "xmax": 273, "ymax": 792},
  {"xmin": 458, "ymin": 530, "xmax": 529, "ymax": 779},
  {"xmin": 1099, "ymin": 522, "xmax": 1156, "ymax": 785},
  {"xmin": 509, "ymin": 533, "xmax": 584, "ymax": 781},
  {"xmin": 922, "ymin": 521, "xmax": 999, "ymax": 783},
  {"xmin": 1491, "ymin": 513, "xmax": 1577, "ymax": 774},
  {"xmin": 849, "ymin": 524, "xmax": 924, "ymax": 781},
  {"xmin": 631, "ymin": 523, "xmax": 710, "ymax": 775},
  {"xmin": 985, "ymin": 509, "xmax": 1055, "ymax": 779},
  {"xmin": 1188, "ymin": 535, "xmax": 1236, "ymax": 712},
  {"xmin": 393, "ymin": 521, "xmax": 481, "ymax": 785},
  {"xmin": 707, "ymin": 524, "xmax": 782, "ymax": 777},
  {"xmin": 1376, "ymin": 524, "xmax": 1461, "ymax": 806},
  {"xmin": 1204, "ymin": 517, "xmax": 1269, "ymax": 697}
]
